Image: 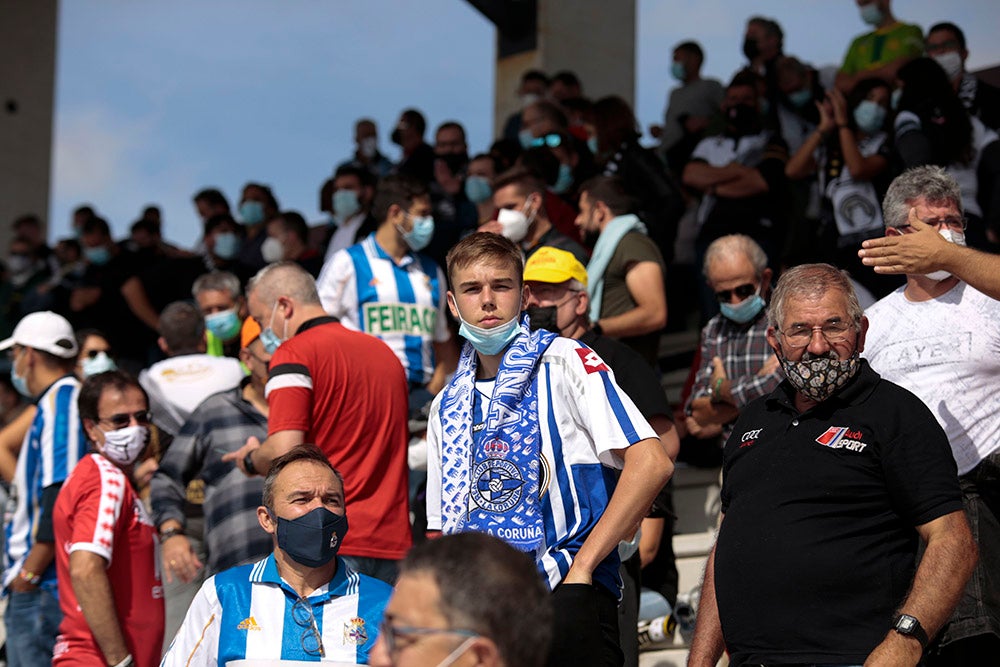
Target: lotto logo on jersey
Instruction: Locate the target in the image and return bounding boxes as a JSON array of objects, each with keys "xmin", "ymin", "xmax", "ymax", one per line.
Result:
[
  {"xmin": 575, "ymin": 347, "xmax": 609, "ymax": 373},
  {"xmin": 815, "ymin": 426, "xmax": 868, "ymax": 452}
]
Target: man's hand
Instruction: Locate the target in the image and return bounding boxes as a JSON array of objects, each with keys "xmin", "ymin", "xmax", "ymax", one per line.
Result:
[
  {"xmin": 561, "ymin": 564, "xmax": 593, "ymax": 586},
  {"xmin": 858, "ymin": 209, "xmax": 950, "ymax": 275},
  {"xmin": 685, "ymin": 415, "xmax": 723, "ymax": 440},
  {"xmin": 757, "ymin": 353, "xmax": 779, "ymax": 376},
  {"xmin": 477, "ymin": 220, "xmax": 503, "ymax": 235},
  {"xmin": 161, "ymin": 535, "xmax": 204, "ymax": 584},
  {"xmin": 223, "ymin": 436, "xmax": 261, "ymax": 475},
  {"xmin": 8, "ymin": 574, "xmax": 38, "ymax": 593},
  {"xmin": 864, "ymin": 631, "xmax": 924, "ymax": 666}
]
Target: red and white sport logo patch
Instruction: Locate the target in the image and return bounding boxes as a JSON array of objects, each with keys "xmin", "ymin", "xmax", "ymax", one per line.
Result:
[
  {"xmin": 575, "ymin": 347, "xmax": 610, "ymax": 374},
  {"xmin": 815, "ymin": 426, "xmax": 868, "ymax": 452}
]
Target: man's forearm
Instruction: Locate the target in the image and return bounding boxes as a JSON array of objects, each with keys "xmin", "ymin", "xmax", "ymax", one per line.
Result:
[
  {"xmin": 714, "ymin": 167, "xmax": 768, "ymax": 198},
  {"xmin": 567, "ymin": 438, "xmax": 673, "ymax": 582},
  {"xmin": 688, "ymin": 543, "xmax": 725, "ymax": 666},
  {"xmin": 899, "ymin": 511, "xmax": 977, "ymax": 640},
  {"xmin": 71, "ymin": 552, "xmax": 130, "ymax": 664},
  {"xmin": 598, "ymin": 304, "xmax": 666, "ymax": 338},
  {"xmin": 252, "ymin": 430, "xmax": 306, "ymax": 473},
  {"xmin": 682, "ymin": 163, "xmax": 741, "ymax": 191},
  {"xmin": 21, "ymin": 541, "xmax": 56, "ymax": 582}
]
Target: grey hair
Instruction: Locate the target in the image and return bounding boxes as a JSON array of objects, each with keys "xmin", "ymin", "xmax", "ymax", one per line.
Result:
[
  {"xmin": 703, "ymin": 234, "xmax": 768, "ymax": 279},
  {"xmin": 246, "ymin": 261, "xmax": 321, "ymax": 308},
  {"xmin": 192, "ymin": 271, "xmax": 241, "ymax": 300},
  {"xmin": 566, "ymin": 278, "xmax": 586, "ymax": 292},
  {"xmin": 882, "ymin": 165, "xmax": 963, "ymax": 229},
  {"xmin": 768, "ymin": 264, "xmax": 864, "ymax": 330}
]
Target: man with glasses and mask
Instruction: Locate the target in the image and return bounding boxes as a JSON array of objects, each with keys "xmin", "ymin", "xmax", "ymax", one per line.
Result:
[
  {"xmin": 685, "ymin": 234, "xmax": 782, "ymax": 444},
  {"xmin": 688, "ymin": 262, "xmax": 977, "ymax": 667},
  {"xmin": 864, "ymin": 166, "xmax": 1000, "ymax": 663},
  {"xmin": 52, "ymin": 371, "xmax": 163, "ymax": 667},
  {"xmin": 163, "ymin": 444, "xmax": 392, "ymax": 666},
  {"xmin": 0, "ymin": 311, "xmax": 86, "ymax": 667},
  {"xmin": 370, "ymin": 532, "xmax": 553, "ymax": 667},
  {"xmin": 426, "ymin": 233, "xmax": 673, "ymax": 666}
]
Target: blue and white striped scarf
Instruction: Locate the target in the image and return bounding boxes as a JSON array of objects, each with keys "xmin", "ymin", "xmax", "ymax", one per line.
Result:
[{"xmin": 438, "ymin": 315, "xmax": 557, "ymax": 553}]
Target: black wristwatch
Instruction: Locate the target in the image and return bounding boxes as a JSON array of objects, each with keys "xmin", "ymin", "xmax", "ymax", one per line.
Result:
[
  {"xmin": 243, "ymin": 450, "xmax": 258, "ymax": 476},
  {"xmin": 158, "ymin": 526, "xmax": 185, "ymax": 543},
  {"xmin": 892, "ymin": 614, "xmax": 929, "ymax": 648}
]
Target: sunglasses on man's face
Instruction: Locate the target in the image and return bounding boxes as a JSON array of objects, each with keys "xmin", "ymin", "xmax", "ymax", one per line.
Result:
[
  {"xmin": 98, "ymin": 410, "xmax": 151, "ymax": 429},
  {"xmin": 715, "ymin": 283, "xmax": 756, "ymax": 303}
]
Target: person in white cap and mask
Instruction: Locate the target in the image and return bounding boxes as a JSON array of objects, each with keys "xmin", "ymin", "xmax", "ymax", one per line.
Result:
[{"xmin": 0, "ymin": 310, "xmax": 87, "ymax": 667}]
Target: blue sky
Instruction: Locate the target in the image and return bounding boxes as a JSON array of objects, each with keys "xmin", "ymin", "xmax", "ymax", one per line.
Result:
[{"xmin": 50, "ymin": 0, "xmax": 1000, "ymax": 246}]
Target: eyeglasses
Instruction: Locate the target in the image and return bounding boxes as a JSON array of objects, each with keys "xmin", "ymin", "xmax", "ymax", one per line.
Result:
[
  {"xmin": 97, "ymin": 411, "xmax": 151, "ymax": 429},
  {"xmin": 898, "ymin": 216, "xmax": 967, "ymax": 232},
  {"xmin": 530, "ymin": 133, "xmax": 563, "ymax": 148},
  {"xmin": 292, "ymin": 596, "xmax": 326, "ymax": 658},
  {"xmin": 777, "ymin": 322, "xmax": 854, "ymax": 349},
  {"xmin": 378, "ymin": 621, "xmax": 478, "ymax": 655},
  {"xmin": 714, "ymin": 283, "xmax": 757, "ymax": 303}
]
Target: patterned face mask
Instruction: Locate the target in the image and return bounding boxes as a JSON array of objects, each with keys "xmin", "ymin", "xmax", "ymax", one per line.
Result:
[{"xmin": 779, "ymin": 350, "xmax": 861, "ymax": 402}]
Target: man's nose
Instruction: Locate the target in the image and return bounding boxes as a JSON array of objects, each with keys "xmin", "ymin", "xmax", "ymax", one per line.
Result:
[{"xmin": 806, "ymin": 328, "xmax": 832, "ymax": 356}]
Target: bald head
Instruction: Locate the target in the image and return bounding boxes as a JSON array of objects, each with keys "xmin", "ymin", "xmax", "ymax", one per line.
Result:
[{"xmin": 247, "ymin": 261, "xmax": 321, "ymax": 309}]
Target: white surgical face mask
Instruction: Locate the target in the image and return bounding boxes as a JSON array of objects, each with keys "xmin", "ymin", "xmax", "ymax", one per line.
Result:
[
  {"xmin": 932, "ymin": 51, "xmax": 963, "ymax": 80},
  {"xmin": 923, "ymin": 228, "xmax": 966, "ymax": 281},
  {"xmin": 261, "ymin": 236, "xmax": 284, "ymax": 264},
  {"xmin": 101, "ymin": 425, "xmax": 149, "ymax": 466},
  {"xmin": 497, "ymin": 197, "xmax": 536, "ymax": 243}
]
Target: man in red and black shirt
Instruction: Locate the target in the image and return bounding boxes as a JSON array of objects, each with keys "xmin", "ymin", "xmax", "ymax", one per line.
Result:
[{"xmin": 226, "ymin": 262, "xmax": 411, "ymax": 584}]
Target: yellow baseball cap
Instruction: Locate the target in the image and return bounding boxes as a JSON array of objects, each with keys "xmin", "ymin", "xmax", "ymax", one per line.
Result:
[{"xmin": 523, "ymin": 246, "xmax": 588, "ymax": 287}]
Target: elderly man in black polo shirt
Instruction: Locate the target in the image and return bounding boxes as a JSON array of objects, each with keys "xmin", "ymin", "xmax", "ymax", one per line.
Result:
[{"xmin": 688, "ymin": 263, "xmax": 976, "ymax": 667}]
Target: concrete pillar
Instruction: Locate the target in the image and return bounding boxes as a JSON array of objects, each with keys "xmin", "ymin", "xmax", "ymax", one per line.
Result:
[
  {"xmin": 493, "ymin": 0, "xmax": 636, "ymax": 137},
  {"xmin": 0, "ymin": 0, "xmax": 58, "ymax": 250}
]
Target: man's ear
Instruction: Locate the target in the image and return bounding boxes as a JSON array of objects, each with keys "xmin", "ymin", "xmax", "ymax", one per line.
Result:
[
  {"xmin": 886, "ymin": 226, "xmax": 903, "ymax": 237},
  {"xmin": 446, "ymin": 291, "xmax": 459, "ymax": 320},
  {"xmin": 258, "ymin": 506, "xmax": 277, "ymax": 535},
  {"xmin": 157, "ymin": 337, "xmax": 169, "ymax": 355},
  {"xmin": 576, "ymin": 291, "xmax": 590, "ymax": 316},
  {"xmin": 468, "ymin": 636, "xmax": 504, "ymax": 667},
  {"xmin": 83, "ymin": 418, "xmax": 102, "ymax": 448},
  {"xmin": 856, "ymin": 315, "xmax": 869, "ymax": 355},
  {"xmin": 765, "ymin": 326, "xmax": 781, "ymax": 356}
]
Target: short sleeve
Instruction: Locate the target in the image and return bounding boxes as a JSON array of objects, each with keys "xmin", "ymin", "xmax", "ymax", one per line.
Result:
[
  {"xmin": 316, "ymin": 250, "xmax": 358, "ymax": 327},
  {"xmin": 160, "ymin": 577, "xmax": 222, "ymax": 667},
  {"xmin": 265, "ymin": 344, "xmax": 314, "ymax": 435},
  {"xmin": 68, "ymin": 462, "xmax": 127, "ymax": 564}
]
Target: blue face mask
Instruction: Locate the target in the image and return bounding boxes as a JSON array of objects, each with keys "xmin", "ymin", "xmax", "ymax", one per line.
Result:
[
  {"xmin": 552, "ymin": 163, "xmax": 574, "ymax": 194},
  {"xmin": 10, "ymin": 356, "xmax": 31, "ymax": 398},
  {"xmin": 859, "ymin": 2, "xmax": 883, "ymax": 26},
  {"xmin": 788, "ymin": 88, "xmax": 812, "ymax": 109},
  {"xmin": 274, "ymin": 506, "xmax": 348, "ymax": 568},
  {"xmin": 84, "ymin": 246, "xmax": 111, "ymax": 266},
  {"xmin": 671, "ymin": 61, "xmax": 686, "ymax": 82},
  {"xmin": 464, "ymin": 176, "xmax": 493, "ymax": 204},
  {"xmin": 205, "ymin": 308, "xmax": 242, "ymax": 342},
  {"xmin": 453, "ymin": 300, "xmax": 523, "ymax": 356},
  {"xmin": 891, "ymin": 88, "xmax": 903, "ymax": 111},
  {"xmin": 240, "ymin": 200, "xmax": 265, "ymax": 226},
  {"xmin": 720, "ymin": 293, "xmax": 766, "ymax": 324},
  {"xmin": 333, "ymin": 189, "xmax": 361, "ymax": 219},
  {"xmin": 518, "ymin": 129, "xmax": 535, "ymax": 149},
  {"xmin": 260, "ymin": 303, "xmax": 287, "ymax": 354},
  {"xmin": 399, "ymin": 213, "xmax": 435, "ymax": 252},
  {"xmin": 213, "ymin": 232, "xmax": 241, "ymax": 260},
  {"xmin": 853, "ymin": 100, "xmax": 887, "ymax": 134}
]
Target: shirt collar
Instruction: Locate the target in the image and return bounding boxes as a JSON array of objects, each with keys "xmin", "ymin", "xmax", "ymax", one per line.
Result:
[
  {"xmin": 297, "ymin": 316, "xmax": 339, "ymax": 334},
  {"xmin": 253, "ymin": 553, "xmax": 354, "ymax": 602},
  {"xmin": 767, "ymin": 358, "xmax": 879, "ymax": 413}
]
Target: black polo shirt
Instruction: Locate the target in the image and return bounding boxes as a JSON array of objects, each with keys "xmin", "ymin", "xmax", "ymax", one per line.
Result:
[{"xmin": 715, "ymin": 360, "xmax": 962, "ymax": 666}]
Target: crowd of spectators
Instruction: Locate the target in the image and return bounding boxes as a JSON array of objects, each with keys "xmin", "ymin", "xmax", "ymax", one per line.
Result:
[{"xmin": 1, "ymin": 2, "xmax": 1000, "ymax": 665}]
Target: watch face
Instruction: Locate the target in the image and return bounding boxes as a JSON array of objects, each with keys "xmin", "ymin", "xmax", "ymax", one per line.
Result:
[{"xmin": 898, "ymin": 616, "xmax": 916, "ymax": 632}]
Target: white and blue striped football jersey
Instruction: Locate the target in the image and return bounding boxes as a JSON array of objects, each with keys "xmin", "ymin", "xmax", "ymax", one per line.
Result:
[
  {"xmin": 3, "ymin": 375, "xmax": 86, "ymax": 591},
  {"xmin": 426, "ymin": 337, "xmax": 657, "ymax": 597},
  {"xmin": 316, "ymin": 234, "xmax": 450, "ymax": 386},
  {"xmin": 161, "ymin": 555, "xmax": 391, "ymax": 666}
]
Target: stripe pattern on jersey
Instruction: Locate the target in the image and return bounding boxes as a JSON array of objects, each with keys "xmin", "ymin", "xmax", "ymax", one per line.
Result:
[
  {"xmin": 265, "ymin": 363, "xmax": 313, "ymax": 399},
  {"xmin": 347, "ymin": 235, "xmax": 443, "ymax": 385},
  {"xmin": 4, "ymin": 376, "xmax": 86, "ymax": 589}
]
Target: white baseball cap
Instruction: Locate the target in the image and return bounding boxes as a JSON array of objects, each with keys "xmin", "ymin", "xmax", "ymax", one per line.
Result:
[{"xmin": 0, "ymin": 311, "xmax": 78, "ymax": 359}]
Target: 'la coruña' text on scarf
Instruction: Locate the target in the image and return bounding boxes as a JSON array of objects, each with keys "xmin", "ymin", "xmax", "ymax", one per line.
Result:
[{"xmin": 438, "ymin": 314, "xmax": 557, "ymax": 554}]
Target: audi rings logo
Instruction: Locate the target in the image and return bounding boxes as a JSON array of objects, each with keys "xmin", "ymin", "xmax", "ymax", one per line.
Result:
[{"xmin": 740, "ymin": 428, "xmax": 762, "ymax": 448}]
